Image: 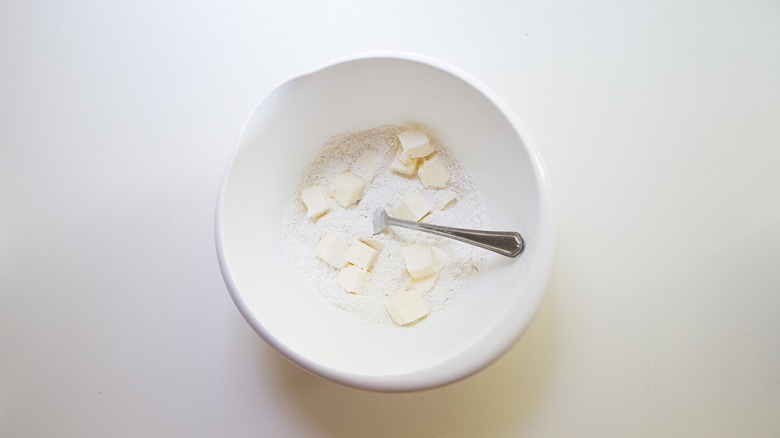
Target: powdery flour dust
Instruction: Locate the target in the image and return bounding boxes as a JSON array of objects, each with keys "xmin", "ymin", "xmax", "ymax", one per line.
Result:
[{"xmin": 283, "ymin": 124, "xmax": 489, "ymax": 328}]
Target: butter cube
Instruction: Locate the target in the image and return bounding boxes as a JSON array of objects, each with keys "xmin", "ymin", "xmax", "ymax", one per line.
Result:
[
  {"xmin": 337, "ymin": 264, "xmax": 371, "ymax": 294},
  {"xmin": 328, "ymin": 171, "xmax": 365, "ymax": 207},
  {"xmin": 385, "ymin": 290, "xmax": 431, "ymax": 325},
  {"xmin": 397, "ymin": 126, "xmax": 434, "ymax": 158},
  {"xmin": 345, "ymin": 240, "xmax": 378, "ymax": 270},
  {"xmin": 392, "ymin": 190, "xmax": 430, "ymax": 222},
  {"xmin": 314, "ymin": 232, "xmax": 348, "ymax": 269},
  {"xmin": 408, "ymin": 274, "xmax": 437, "ymax": 292},
  {"xmin": 418, "ymin": 153, "xmax": 450, "ymax": 188},
  {"xmin": 402, "ymin": 242, "xmax": 437, "ymax": 280},
  {"xmin": 300, "ymin": 185, "xmax": 330, "ymax": 219},
  {"xmin": 390, "ymin": 146, "xmax": 420, "ymax": 176},
  {"xmin": 435, "ymin": 190, "xmax": 457, "ymax": 209}
]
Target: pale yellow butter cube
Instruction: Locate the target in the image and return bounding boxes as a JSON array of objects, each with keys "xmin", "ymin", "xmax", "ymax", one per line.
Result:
[
  {"xmin": 435, "ymin": 190, "xmax": 458, "ymax": 209},
  {"xmin": 390, "ymin": 146, "xmax": 420, "ymax": 176},
  {"xmin": 337, "ymin": 264, "xmax": 371, "ymax": 294},
  {"xmin": 402, "ymin": 242, "xmax": 437, "ymax": 280},
  {"xmin": 408, "ymin": 274, "xmax": 437, "ymax": 292},
  {"xmin": 418, "ymin": 153, "xmax": 450, "ymax": 188},
  {"xmin": 314, "ymin": 232, "xmax": 348, "ymax": 269},
  {"xmin": 344, "ymin": 240, "xmax": 378, "ymax": 270},
  {"xmin": 327, "ymin": 170, "xmax": 365, "ymax": 207},
  {"xmin": 385, "ymin": 290, "xmax": 431, "ymax": 325},
  {"xmin": 300, "ymin": 185, "xmax": 330, "ymax": 219},
  {"xmin": 392, "ymin": 190, "xmax": 430, "ymax": 222},
  {"xmin": 397, "ymin": 126, "xmax": 434, "ymax": 158}
]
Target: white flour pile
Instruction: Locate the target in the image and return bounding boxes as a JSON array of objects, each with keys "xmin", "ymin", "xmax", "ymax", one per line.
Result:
[{"xmin": 283, "ymin": 124, "xmax": 489, "ymax": 327}]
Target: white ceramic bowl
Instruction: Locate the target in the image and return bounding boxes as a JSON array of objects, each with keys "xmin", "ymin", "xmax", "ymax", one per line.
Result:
[{"xmin": 215, "ymin": 52, "xmax": 554, "ymax": 392}]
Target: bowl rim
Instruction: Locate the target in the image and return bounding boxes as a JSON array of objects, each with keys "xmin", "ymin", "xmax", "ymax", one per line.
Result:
[{"xmin": 215, "ymin": 51, "xmax": 555, "ymax": 392}]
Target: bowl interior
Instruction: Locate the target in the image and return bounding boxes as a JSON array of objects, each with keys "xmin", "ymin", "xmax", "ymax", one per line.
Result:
[{"xmin": 217, "ymin": 55, "xmax": 554, "ymax": 390}]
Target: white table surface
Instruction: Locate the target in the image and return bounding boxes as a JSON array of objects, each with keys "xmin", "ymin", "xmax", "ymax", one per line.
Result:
[{"xmin": 2, "ymin": 1, "xmax": 779, "ymax": 436}]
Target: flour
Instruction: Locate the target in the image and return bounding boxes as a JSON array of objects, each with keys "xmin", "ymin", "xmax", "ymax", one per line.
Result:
[{"xmin": 283, "ymin": 124, "xmax": 489, "ymax": 328}]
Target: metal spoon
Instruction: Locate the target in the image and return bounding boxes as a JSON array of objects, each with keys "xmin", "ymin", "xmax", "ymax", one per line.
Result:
[{"xmin": 372, "ymin": 209, "xmax": 524, "ymax": 257}]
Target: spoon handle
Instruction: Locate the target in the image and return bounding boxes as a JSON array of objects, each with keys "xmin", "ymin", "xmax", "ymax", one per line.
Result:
[{"xmin": 384, "ymin": 215, "xmax": 524, "ymax": 258}]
